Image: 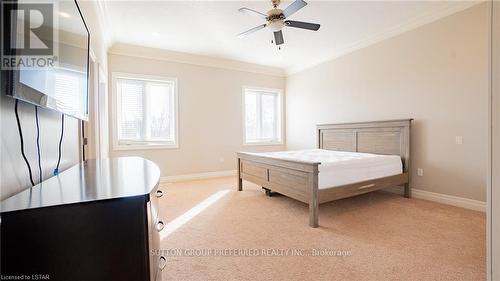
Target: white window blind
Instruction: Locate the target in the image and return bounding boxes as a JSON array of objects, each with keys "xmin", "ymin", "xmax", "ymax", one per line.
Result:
[
  {"xmin": 243, "ymin": 87, "xmax": 282, "ymax": 144},
  {"xmin": 114, "ymin": 74, "xmax": 177, "ymax": 149},
  {"xmin": 54, "ymin": 70, "xmax": 84, "ymax": 115},
  {"xmin": 44, "ymin": 67, "xmax": 86, "ymax": 117}
]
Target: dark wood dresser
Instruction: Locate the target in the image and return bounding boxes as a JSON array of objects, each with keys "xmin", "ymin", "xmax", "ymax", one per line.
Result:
[{"xmin": 0, "ymin": 157, "xmax": 165, "ymax": 281}]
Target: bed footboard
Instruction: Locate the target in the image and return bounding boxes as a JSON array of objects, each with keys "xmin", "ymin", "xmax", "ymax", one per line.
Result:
[
  {"xmin": 237, "ymin": 152, "xmax": 320, "ymax": 227},
  {"xmin": 237, "ymin": 152, "xmax": 409, "ymax": 228},
  {"xmin": 237, "ymin": 119, "xmax": 412, "ymax": 228}
]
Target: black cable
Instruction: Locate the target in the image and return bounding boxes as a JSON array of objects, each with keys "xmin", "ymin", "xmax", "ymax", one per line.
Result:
[
  {"xmin": 35, "ymin": 106, "xmax": 42, "ymax": 183},
  {"xmin": 54, "ymin": 114, "xmax": 64, "ymax": 175},
  {"xmin": 14, "ymin": 100, "xmax": 35, "ymax": 186}
]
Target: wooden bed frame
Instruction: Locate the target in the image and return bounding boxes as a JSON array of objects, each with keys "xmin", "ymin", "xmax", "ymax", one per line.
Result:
[{"xmin": 237, "ymin": 119, "xmax": 412, "ymax": 228}]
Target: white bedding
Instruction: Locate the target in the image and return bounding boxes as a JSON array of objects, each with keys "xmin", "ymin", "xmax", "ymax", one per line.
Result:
[{"xmin": 258, "ymin": 149, "xmax": 402, "ymax": 189}]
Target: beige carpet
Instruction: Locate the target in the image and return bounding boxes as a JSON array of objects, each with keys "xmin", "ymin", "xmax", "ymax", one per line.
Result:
[{"xmin": 158, "ymin": 177, "xmax": 485, "ymax": 281}]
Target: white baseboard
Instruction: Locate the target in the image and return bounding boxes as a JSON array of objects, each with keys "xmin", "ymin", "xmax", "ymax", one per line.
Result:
[
  {"xmin": 160, "ymin": 172, "xmax": 486, "ymax": 212},
  {"xmin": 385, "ymin": 186, "xmax": 486, "ymax": 212},
  {"xmin": 160, "ymin": 170, "xmax": 236, "ymax": 183}
]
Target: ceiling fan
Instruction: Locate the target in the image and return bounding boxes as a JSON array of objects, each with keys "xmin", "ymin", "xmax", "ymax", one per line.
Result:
[{"xmin": 236, "ymin": 0, "xmax": 320, "ymax": 46}]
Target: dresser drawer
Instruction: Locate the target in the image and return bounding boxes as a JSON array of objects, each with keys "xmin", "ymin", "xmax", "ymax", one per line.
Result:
[
  {"xmin": 153, "ymin": 255, "xmax": 166, "ymax": 281},
  {"xmin": 149, "ymin": 186, "xmax": 164, "ymax": 241},
  {"xmin": 150, "ymin": 186, "xmax": 164, "ymax": 225},
  {"xmin": 148, "ymin": 185, "xmax": 165, "ymax": 281}
]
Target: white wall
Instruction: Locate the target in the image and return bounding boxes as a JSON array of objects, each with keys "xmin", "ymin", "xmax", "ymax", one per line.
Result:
[
  {"xmin": 285, "ymin": 4, "xmax": 489, "ymax": 201},
  {"xmin": 107, "ymin": 45, "xmax": 286, "ymax": 177},
  {"xmin": 0, "ymin": 1, "xmax": 108, "ymax": 200}
]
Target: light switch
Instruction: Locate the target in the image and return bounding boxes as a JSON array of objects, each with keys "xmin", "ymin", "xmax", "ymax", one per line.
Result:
[
  {"xmin": 417, "ymin": 168, "xmax": 424, "ymax": 177},
  {"xmin": 455, "ymin": 136, "xmax": 463, "ymax": 145}
]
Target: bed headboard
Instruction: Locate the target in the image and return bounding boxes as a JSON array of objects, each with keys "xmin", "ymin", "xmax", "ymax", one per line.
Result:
[{"xmin": 317, "ymin": 119, "xmax": 412, "ymax": 172}]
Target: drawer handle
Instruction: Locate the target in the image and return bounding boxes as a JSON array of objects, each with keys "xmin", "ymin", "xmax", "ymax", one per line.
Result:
[
  {"xmin": 156, "ymin": 190, "xmax": 164, "ymax": 198},
  {"xmin": 358, "ymin": 183, "xmax": 375, "ymax": 190},
  {"xmin": 156, "ymin": 220, "xmax": 165, "ymax": 232},
  {"xmin": 158, "ymin": 256, "xmax": 166, "ymax": 270}
]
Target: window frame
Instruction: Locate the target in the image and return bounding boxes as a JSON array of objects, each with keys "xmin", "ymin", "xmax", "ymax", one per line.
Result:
[
  {"xmin": 112, "ymin": 72, "xmax": 179, "ymax": 151},
  {"xmin": 242, "ymin": 86, "xmax": 284, "ymax": 146}
]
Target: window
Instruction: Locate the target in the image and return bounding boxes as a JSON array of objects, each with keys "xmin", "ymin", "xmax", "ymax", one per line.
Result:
[
  {"xmin": 243, "ymin": 87, "xmax": 283, "ymax": 145},
  {"xmin": 113, "ymin": 73, "xmax": 178, "ymax": 149}
]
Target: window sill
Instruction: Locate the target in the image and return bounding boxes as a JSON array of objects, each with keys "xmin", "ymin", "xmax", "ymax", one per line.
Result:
[
  {"xmin": 113, "ymin": 143, "xmax": 179, "ymax": 151},
  {"xmin": 243, "ymin": 141, "xmax": 284, "ymax": 146}
]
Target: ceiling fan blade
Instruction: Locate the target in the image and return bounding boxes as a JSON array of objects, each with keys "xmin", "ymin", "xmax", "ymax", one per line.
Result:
[
  {"xmin": 237, "ymin": 24, "xmax": 267, "ymax": 38},
  {"xmin": 238, "ymin": 7, "xmax": 268, "ymax": 20},
  {"xmin": 274, "ymin": 30, "xmax": 284, "ymax": 45},
  {"xmin": 285, "ymin": 20, "xmax": 320, "ymax": 31},
  {"xmin": 282, "ymin": 0, "xmax": 308, "ymax": 18}
]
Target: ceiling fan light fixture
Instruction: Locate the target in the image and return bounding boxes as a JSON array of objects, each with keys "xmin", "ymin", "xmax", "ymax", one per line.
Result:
[{"xmin": 268, "ymin": 20, "xmax": 284, "ymax": 32}]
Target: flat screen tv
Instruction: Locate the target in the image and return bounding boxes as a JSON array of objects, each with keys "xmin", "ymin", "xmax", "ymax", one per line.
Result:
[{"xmin": 1, "ymin": 0, "xmax": 90, "ymax": 121}]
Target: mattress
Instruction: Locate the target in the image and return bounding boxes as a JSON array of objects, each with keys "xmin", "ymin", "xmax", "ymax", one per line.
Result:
[{"xmin": 258, "ymin": 149, "xmax": 403, "ymax": 189}]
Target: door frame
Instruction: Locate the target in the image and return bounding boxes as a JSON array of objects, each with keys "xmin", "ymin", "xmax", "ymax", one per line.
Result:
[
  {"xmin": 97, "ymin": 65, "xmax": 109, "ymax": 159},
  {"xmin": 84, "ymin": 49, "xmax": 100, "ymax": 160},
  {"xmin": 488, "ymin": 0, "xmax": 499, "ymax": 279}
]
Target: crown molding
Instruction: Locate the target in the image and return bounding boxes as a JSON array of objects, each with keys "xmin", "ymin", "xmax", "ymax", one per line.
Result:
[
  {"xmin": 108, "ymin": 43, "xmax": 286, "ymax": 77},
  {"xmin": 94, "ymin": 0, "xmax": 115, "ymax": 50},
  {"xmin": 286, "ymin": 0, "xmax": 485, "ymax": 76}
]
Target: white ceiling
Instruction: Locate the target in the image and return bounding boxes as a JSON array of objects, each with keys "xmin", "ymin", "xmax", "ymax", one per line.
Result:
[{"xmin": 103, "ymin": 1, "xmax": 478, "ymax": 73}]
